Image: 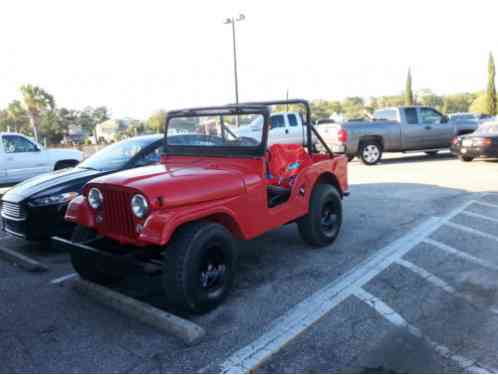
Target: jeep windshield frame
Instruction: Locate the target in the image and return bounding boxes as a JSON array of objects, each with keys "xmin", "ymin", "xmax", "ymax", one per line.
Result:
[
  {"xmin": 163, "ymin": 99, "xmax": 334, "ymax": 158},
  {"xmin": 164, "ymin": 105, "xmax": 270, "ymax": 158}
]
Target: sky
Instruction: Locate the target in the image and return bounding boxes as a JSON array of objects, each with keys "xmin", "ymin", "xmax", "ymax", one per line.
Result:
[{"xmin": 1, "ymin": 0, "xmax": 497, "ymax": 119}]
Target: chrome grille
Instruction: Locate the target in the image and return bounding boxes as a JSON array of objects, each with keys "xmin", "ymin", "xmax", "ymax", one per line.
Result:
[{"xmin": 1, "ymin": 201, "xmax": 26, "ymax": 220}]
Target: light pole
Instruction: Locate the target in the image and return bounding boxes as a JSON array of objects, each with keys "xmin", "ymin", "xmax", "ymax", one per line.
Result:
[{"xmin": 224, "ymin": 14, "xmax": 245, "ymax": 108}]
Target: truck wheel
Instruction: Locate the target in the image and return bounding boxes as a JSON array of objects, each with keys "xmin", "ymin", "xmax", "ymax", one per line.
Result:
[
  {"xmin": 459, "ymin": 156, "xmax": 474, "ymax": 162},
  {"xmin": 359, "ymin": 142, "xmax": 382, "ymax": 165},
  {"xmin": 298, "ymin": 184, "xmax": 342, "ymax": 247},
  {"xmin": 70, "ymin": 225, "xmax": 124, "ymax": 285},
  {"xmin": 162, "ymin": 221, "xmax": 237, "ymax": 314}
]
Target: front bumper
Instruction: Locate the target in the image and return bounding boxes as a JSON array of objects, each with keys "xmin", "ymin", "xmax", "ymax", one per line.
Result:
[
  {"xmin": 1, "ymin": 202, "xmax": 74, "ymax": 241},
  {"xmin": 52, "ymin": 236, "xmax": 157, "ymax": 274},
  {"xmin": 451, "ymin": 144, "xmax": 498, "ymax": 159}
]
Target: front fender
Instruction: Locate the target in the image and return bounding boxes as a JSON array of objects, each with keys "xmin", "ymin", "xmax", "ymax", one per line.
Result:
[
  {"xmin": 65, "ymin": 195, "xmax": 96, "ymax": 228},
  {"xmin": 139, "ymin": 203, "xmax": 242, "ymax": 246}
]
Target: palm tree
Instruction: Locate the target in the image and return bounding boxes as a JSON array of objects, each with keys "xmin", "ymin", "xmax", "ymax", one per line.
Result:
[
  {"xmin": 6, "ymin": 100, "xmax": 28, "ymax": 133},
  {"xmin": 20, "ymin": 84, "xmax": 55, "ymax": 141}
]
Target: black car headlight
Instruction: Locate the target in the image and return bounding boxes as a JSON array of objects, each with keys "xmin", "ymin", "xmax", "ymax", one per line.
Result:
[
  {"xmin": 88, "ymin": 188, "xmax": 104, "ymax": 209},
  {"xmin": 30, "ymin": 192, "xmax": 78, "ymax": 207},
  {"xmin": 131, "ymin": 194, "xmax": 149, "ymax": 219}
]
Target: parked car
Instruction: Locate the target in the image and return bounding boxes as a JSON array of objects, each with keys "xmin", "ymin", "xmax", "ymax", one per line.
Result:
[
  {"xmin": 0, "ymin": 132, "xmax": 82, "ymax": 184},
  {"xmin": 449, "ymin": 112, "xmax": 481, "ymax": 126},
  {"xmin": 325, "ymin": 106, "xmax": 478, "ymax": 165},
  {"xmin": 54, "ymin": 99, "xmax": 348, "ymax": 313},
  {"xmin": 450, "ymin": 122, "xmax": 498, "ymax": 162},
  {"xmin": 236, "ymin": 111, "xmax": 312, "ymax": 146},
  {"xmin": 1, "ymin": 135, "xmax": 163, "ymax": 241}
]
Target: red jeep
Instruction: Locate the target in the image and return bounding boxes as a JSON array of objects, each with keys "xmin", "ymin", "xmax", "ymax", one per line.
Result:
[{"xmin": 55, "ymin": 100, "xmax": 348, "ymax": 313}]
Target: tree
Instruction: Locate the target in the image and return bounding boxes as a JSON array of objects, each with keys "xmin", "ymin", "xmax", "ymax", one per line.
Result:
[
  {"xmin": 20, "ymin": 84, "xmax": 55, "ymax": 141},
  {"xmin": 77, "ymin": 106, "xmax": 110, "ymax": 135},
  {"xmin": 469, "ymin": 92, "xmax": 488, "ymax": 114},
  {"xmin": 486, "ymin": 52, "xmax": 497, "ymax": 115},
  {"xmin": 416, "ymin": 89, "xmax": 443, "ymax": 110},
  {"xmin": 442, "ymin": 93, "xmax": 477, "ymax": 113},
  {"xmin": 5, "ymin": 100, "xmax": 30, "ymax": 133},
  {"xmin": 405, "ymin": 68, "xmax": 414, "ymax": 105},
  {"xmin": 146, "ymin": 110, "xmax": 167, "ymax": 133}
]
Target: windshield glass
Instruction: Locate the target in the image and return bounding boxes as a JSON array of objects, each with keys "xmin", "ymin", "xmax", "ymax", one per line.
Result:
[
  {"xmin": 167, "ymin": 114, "xmax": 264, "ymax": 149},
  {"xmin": 80, "ymin": 137, "xmax": 156, "ymax": 171},
  {"xmin": 474, "ymin": 123, "xmax": 498, "ymax": 135}
]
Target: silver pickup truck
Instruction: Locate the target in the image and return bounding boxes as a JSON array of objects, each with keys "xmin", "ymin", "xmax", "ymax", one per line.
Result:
[{"xmin": 320, "ymin": 106, "xmax": 478, "ymax": 165}]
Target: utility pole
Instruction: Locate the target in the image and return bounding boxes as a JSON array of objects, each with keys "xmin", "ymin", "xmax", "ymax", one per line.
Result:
[{"xmin": 224, "ymin": 14, "xmax": 245, "ymax": 126}]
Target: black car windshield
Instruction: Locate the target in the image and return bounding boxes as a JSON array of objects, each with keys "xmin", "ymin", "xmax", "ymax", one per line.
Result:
[
  {"xmin": 474, "ymin": 123, "xmax": 498, "ymax": 135},
  {"xmin": 80, "ymin": 137, "xmax": 157, "ymax": 171},
  {"xmin": 167, "ymin": 114, "xmax": 264, "ymax": 148}
]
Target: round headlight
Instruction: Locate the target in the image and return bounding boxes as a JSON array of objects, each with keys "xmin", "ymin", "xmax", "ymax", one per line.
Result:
[
  {"xmin": 88, "ymin": 188, "xmax": 103, "ymax": 209},
  {"xmin": 131, "ymin": 194, "xmax": 149, "ymax": 219}
]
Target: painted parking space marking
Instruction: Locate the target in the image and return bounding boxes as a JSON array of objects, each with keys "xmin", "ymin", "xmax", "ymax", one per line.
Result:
[
  {"xmin": 219, "ymin": 200, "xmax": 475, "ymax": 373},
  {"xmin": 473, "ymin": 200, "xmax": 498, "ymax": 210},
  {"xmin": 445, "ymin": 222, "xmax": 498, "ymax": 242},
  {"xmin": 461, "ymin": 210, "xmax": 498, "ymax": 224},
  {"xmin": 424, "ymin": 239, "xmax": 498, "ymax": 272},
  {"xmin": 395, "ymin": 258, "xmax": 498, "ymax": 315},
  {"xmin": 0, "ymin": 245, "xmax": 48, "ymax": 272},
  {"xmin": 354, "ymin": 288, "xmax": 497, "ymax": 374},
  {"xmin": 50, "ymin": 273, "xmax": 78, "ymax": 285}
]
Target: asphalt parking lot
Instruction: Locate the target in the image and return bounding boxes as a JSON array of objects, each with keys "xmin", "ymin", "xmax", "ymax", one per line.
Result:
[{"xmin": 1, "ymin": 152, "xmax": 497, "ymax": 373}]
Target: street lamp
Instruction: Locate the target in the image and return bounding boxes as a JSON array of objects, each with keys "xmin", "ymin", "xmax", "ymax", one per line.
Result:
[{"xmin": 224, "ymin": 14, "xmax": 245, "ymax": 108}]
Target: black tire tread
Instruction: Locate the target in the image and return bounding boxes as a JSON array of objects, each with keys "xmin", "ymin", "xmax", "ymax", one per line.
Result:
[
  {"xmin": 162, "ymin": 221, "xmax": 236, "ymax": 314},
  {"xmin": 298, "ymin": 184, "xmax": 342, "ymax": 247}
]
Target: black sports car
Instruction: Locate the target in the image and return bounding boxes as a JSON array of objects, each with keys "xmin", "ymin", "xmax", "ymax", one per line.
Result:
[
  {"xmin": 451, "ymin": 122, "xmax": 498, "ymax": 162},
  {"xmin": 1, "ymin": 134, "xmax": 163, "ymax": 241}
]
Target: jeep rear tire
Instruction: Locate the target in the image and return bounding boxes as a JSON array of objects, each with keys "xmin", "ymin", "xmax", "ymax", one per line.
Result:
[
  {"xmin": 359, "ymin": 142, "xmax": 382, "ymax": 165},
  {"xmin": 162, "ymin": 221, "xmax": 237, "ymax": 314},
  {"xmin": 298, "ymin": 184, "xmax": 342, "ymax": 247},
  {"xmin": 459, "ymin": 155, "xmax": 474, "ymax": 162},
  {"xmin": 70, "ymin": 225, "xmax": 124, "ymax": 285}
]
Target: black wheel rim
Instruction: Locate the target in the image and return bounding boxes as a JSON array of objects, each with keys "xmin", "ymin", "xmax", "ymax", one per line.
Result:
[
  {"xmin": 320, "ymin": 201, "xmax": 339, "ymax": 237},
  {"xmin": 199, "ymin": 243, "xmax": 227, "ymax": 297}
]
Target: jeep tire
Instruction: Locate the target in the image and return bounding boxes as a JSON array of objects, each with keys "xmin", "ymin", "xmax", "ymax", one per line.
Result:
[
  {"xmin": 459, "ymin": 155, "xmax": 474, "ymax": 162},
  {"xmin": 162, "ymin": 221, "xmax": 237, "ymax": 314},
  {"xmin": 70, "ymin": 225, "xmax": 125, "ymax": 285},
  {"xmin": 359, "ymin": 141, "xmax": 382, "ymax": 165},
  {"xmin": 298, "ymin": 184, "xmax": 342, "ymax": 247}
]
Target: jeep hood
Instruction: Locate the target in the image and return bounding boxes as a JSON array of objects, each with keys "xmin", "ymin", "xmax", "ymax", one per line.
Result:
[{"xmin": 91, "ymin": 164, "xmax": 245, "ymax": 207}]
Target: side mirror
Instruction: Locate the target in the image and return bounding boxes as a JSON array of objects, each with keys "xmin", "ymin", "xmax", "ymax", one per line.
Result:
[{"xmin": 441, "ymin": 115, "xmax": 449, "ymax": 124}]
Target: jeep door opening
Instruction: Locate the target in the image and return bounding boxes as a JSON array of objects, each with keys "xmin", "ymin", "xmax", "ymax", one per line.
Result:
[{"xmin": 54, "ymin": 99, "xmax": 349, "ymax": 314}]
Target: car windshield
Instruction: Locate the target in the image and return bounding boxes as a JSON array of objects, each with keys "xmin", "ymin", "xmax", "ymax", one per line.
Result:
[
  {"xmin": 166, "ymin": 114, "xmax": 264, "ymax": 149},
  {"xmin": 473, "ymin": 123, "xmax": 498, "ymax": 135},
  {"xmin": 80, "ymin": 137, "xmax": 157, "ymax": 171}
]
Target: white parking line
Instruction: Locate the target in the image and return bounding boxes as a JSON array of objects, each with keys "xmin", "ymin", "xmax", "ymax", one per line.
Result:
[
  {"xmin": 354, "ymin": 288, "xmax": 497, "ymax": 374},
  {"xmin": 219, "ymin": 200, "xmax": 475, "ymax": 373},
  {"xmin": 473, "ymin": 200, "xmax": 498, "ymax": 209},
  {"xmin": 395, "ymin": 258, "xmax": 498, "ymax": 315},
  {"xmin": 396, "ymin": 259, "xmax": 459, "ymax": 296},
  {"xmin": 445, "ymin": 222, "xmax": 498, "ymax": 242},
  {"xmin": 50, "ymin": 273, "xmax": 78, "ymax": 285},
  {"xmin": 424, "ymin": 239, "xmax": 498, "ymax": 272},
  {"xmin": 461, "ymin": 210, "xmax": 498, "ymax": 224}
]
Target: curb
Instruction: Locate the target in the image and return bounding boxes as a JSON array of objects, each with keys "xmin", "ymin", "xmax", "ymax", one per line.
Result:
[
  {"xmin": 0, "ymin": 245, "xmax": 49, "ymax": 272},
  {"xmin": 72, "ymin": 278, "xmax": 206, "ymax": 346}
]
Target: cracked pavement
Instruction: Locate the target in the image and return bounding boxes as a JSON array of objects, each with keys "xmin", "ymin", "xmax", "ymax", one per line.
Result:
[{"xmin": 1, "ymin": 152, "xmax": 497, "ymax": 373}]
